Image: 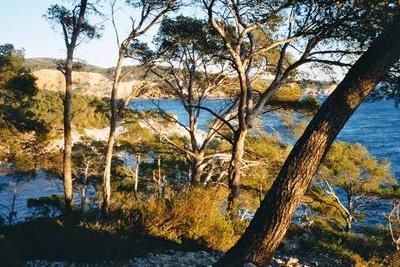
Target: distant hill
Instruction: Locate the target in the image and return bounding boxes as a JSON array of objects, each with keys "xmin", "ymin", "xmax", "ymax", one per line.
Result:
[
  {"xmin": 24, "ymin": 57, "xmax": 152, "ymax": 81},
  {"xmin": 24, "ymin": 57, "xmax": 108, "ymax": 74},
  {"xmin": 25, "ymin": 57, "xmax": 335, "ymax": 98}
]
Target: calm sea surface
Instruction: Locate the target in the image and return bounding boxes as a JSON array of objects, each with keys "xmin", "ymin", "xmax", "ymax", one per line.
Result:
[
  {"xmin": 1, "ymin": 98, "xmax": 398, "ymax": 224},
  {"xmin": 130, "ymin": 98, "xmax": 400, "ymax": 178}
]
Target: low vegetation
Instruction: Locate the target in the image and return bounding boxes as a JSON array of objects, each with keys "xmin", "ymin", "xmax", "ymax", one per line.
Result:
[{"xmin": 1, "ymin": 0, "xmax": 400, "ymax": 265}]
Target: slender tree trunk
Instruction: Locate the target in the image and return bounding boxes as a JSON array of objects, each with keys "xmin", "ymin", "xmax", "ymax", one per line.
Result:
[
  {"xmin": 58, "ymin": 0, "xmax": 88, "ymax": 215},
  {"xmin": 101, "ymin": 52, "xmax": 125, "ymax": 214},
  {"xmin": 346, "ymin": 215, "xmax": 353, "ymax": 232},
  {"xmin": 215, "ymin": 16, "xmax": 400, "ymax": 267},
  {"xmin": 158, "ymin": 156, "xmax": 161, "ymax": 182},
  {"xmin": 81, "ymin": 162, "xmax": 89, "ymax": 210},
  {"xmin": 134, "ymin": 154, "xmax": 141, "ymax": 194},
  {"xmin": 346, "ymin": 196, "xmax": 354, "ymax": 231},
  {"xmin": 63, "ymin": 55, "xmax": 74, "ymax": 213},
  {"xmin": 227, "ymin": 129, "xmax": 247, "ymax": 210}
]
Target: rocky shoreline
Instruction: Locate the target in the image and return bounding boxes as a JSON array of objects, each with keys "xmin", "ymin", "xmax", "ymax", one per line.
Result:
[{"xmin": 26, "ymin": 249, "xmax": 322, "ymax": 267}]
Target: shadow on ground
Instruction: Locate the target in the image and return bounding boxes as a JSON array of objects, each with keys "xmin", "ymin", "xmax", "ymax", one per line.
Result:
[{"xmin": 1, "ymin": 212, "xmax": 210, "ymax": 265}]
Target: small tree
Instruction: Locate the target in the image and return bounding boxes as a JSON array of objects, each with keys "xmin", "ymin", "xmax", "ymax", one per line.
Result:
[
  {"xmin": 45, "ymin": 0, "xmax": 102, "ymax": 213},
  {"xmin": 0, "ymin": 44, "xmax": 39, "ymax": 131},
  {"xmin": 141, "ymin": 15, "xmax": 234, "ymax": 185},
  {"xmin": 73, "ymin": 138, "xmax": 103, "ymax": 210},
  {"xmin": 117, "ymin": 119, "xmax": 156, "ymax": 195},
  {"xmin": 313, "ymin": 142, "xmax": 396, "ymax": 231},
  {"xmin": 0, "ymin": 44, "xmax": 25, "ymax": 87},
  {"xmin": 101, "ymin": 0, "xmax": 180, "ymax": 214}
]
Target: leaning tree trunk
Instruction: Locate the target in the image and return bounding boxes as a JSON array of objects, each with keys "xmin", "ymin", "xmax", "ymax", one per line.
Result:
[
  {"xmin": 101, "ymin": 51, "xmax": 124, "ymax": 214},
  {"xmin": 215, "ymin": 15, "xmax": 400, "ymax": 267},
  {"xmin": 63, "ymin": 54, "xmax": 74, "ymax": 214},
  {"xmin": 227, "ymin": 129, "xmax": 247, "ymax": 210}
]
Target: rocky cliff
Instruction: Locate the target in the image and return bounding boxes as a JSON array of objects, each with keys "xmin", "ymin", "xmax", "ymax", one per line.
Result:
[{"xmin": 33, "ymin": 69, "xmax": 164, "ymax": 99}]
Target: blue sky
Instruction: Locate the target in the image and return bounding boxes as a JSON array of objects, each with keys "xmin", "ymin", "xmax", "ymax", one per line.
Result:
[
  {"xmin": 0, "ymin": 0, "xmax": 186, "ymax": 67},
  {"xmin": 0, "ymin": 1, "xmax": 340, "ymax": 80}
]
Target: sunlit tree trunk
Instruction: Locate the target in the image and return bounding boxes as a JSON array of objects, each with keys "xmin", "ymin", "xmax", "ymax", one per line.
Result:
[
  {"xmin": 346, "ymin": 194, "xmax": 354, "ymax": 231},
  {"xmin": 54, "ymin": 0, "xmax": 89, "ymax": 214},
  {"xmin": 215, "ymin": 15, "xmax": 400, "ymax": 267},
  {"xmin": 227, "ymin": 64, "xmax": 249, "ymax": 209},
  {"xmin": 134, "ymin": 153, "xmax": 141, "ymax": 194},
  {"xmin": 190, "ymin": 153, "xmax": 206, "ymax": 184},
  {"xmin": 227, "ymin": 129, "xmax": 247, "ymax": 210},
  {"xmin": 101, "ymin": 51, "xmax": 124, "ymax": 214}
]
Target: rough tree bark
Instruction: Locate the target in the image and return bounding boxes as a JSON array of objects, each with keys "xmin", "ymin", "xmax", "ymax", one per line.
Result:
[
  {"xmin": 215, "ymin": 15, "xmax": 400, "ymax": 267},
  {"xmin": 101, "ymin": 0, "xmax": 176, "ymax": 214}
]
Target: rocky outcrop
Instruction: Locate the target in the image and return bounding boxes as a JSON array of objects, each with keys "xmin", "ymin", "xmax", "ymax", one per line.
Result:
[
  {"xmin": 303, "ymin": 84, "xmax": 336, "ymax": 96},
  {"xmin": 33, "ymin": 69, "xmax": 163, "ymax": 99},
  {"xmin": 33, "ymin": 69, "xmax": 231, "ymax": 99}
]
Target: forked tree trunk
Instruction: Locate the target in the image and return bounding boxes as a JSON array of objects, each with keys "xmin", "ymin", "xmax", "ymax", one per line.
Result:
[
  {"xmin": 227, "ymin": 129, "xmax": 247, "ymax": 210},
  {"xmin": 101, "ymin": 52, "xmax": 125, "ymax": 214},
  {"xmin": 215, "ymin": 15, "xmax": 400, "ymax": 267},
  {"xmin": 63, "ymin": 55, "xmax": 74, "ymax": 214}
]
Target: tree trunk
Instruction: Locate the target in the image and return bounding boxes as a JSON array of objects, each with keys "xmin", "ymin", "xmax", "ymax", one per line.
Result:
[
  {"xmin": 101, "ymin": 52, "xmax": 125, "ymax": 214},
  {"xmin": 191, "ymin": 155, "xmax": 205, "ymax": 185},
  {"xmin": 134, "ymin": 154, "xmax": 141, "ymax": 194},
  {"xmin": 215, "ymin": 16, "xmax": 400, "ymax": 267},
  {"xmin": 346, "ymin": 196, "xmax": 354, "ymax": 231},
  {"xmin": 346, "ymin": 215, "xmax": 353, "ymax": 232},
  {"xmin": 81, "ymin": 162, "xmax": 89, "ymax": 210},
  {"xmin": 227, "ymin": 129, "xmax": 247, "ymax": 210},
  {"xmin": 203, "ymin": 164, "xmax": 215, "ymax": 185},
  {"xmin": 63, "ymin": 55, "xmax": 74, "ymax": 214},
  {"xmin": 59, "ymin": 0, "xmax": 88, "ymax": 215}
]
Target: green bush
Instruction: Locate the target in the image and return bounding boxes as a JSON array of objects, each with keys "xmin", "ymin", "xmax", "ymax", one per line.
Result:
[{"xmin": 107, "ymin": 187, "xmax": 247, "ymax": 251}]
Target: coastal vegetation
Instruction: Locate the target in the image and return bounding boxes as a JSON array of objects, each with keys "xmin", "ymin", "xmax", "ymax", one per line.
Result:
[{"xmin": 1, "ymin": 0, "xmax": 400, "ymax": 266}]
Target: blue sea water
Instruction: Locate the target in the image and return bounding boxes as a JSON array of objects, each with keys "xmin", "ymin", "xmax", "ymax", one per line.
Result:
[
  {"xmin": 130, "ymin": 98, "xmax": 400, "ymax": 179},
  {"xmin": 0, "ymin": 98, "xmax": 398, "ymax": 224}
]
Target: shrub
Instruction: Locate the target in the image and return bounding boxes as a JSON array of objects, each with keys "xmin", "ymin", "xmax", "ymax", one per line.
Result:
[{"xmin": 115, "ymin": 187, "xmax": 246, "ymax": 251}]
